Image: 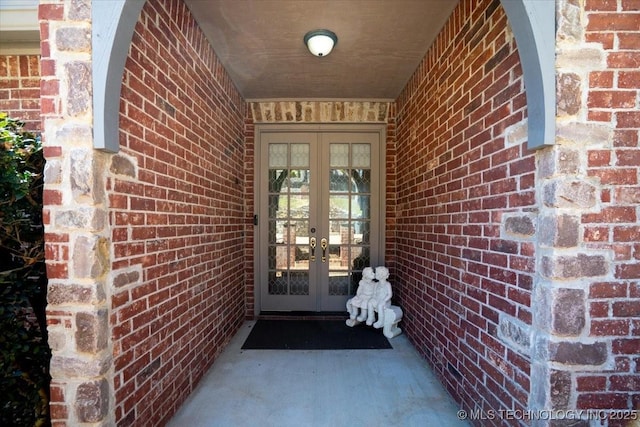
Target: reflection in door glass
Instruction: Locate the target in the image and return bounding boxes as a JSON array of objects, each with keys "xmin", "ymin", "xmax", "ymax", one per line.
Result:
[
  {"xmin": 328, "ymin": 143, "xmax": 372, "ymax": 296},
  {"xmin": 267, "ymin": 143, "xmax": 311, "ymax": 296}
]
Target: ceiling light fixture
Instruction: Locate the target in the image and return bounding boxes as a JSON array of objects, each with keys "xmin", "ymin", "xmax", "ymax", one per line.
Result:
[{"xmin": 304, "ymin": 29, "xmax": 338, "ymax": 57}]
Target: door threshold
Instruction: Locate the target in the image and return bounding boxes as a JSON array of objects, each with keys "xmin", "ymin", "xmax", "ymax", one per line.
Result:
[{"xmin": 258, "ymin": 311, "xmax": 348, "ymax": 321}]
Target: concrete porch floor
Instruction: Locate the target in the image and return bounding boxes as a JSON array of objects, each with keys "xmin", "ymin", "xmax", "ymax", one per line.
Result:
[{"xmin": 168, "ymin": 320, "xmax": 469, "ymax": 427}]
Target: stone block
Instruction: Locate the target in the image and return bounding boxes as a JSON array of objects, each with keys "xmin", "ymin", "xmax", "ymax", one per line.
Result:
[
  {"xmin": 552, "ymin": 288, "xmax": 585, "ymax": 336},
  {"xmin": 550, "ymin": 341, "xmax": 608, "ymax": 365},
  {"xmin": 556, "ymin": 122, "xmax": 611, "ymax": 147},
  {"xmin": 44, "ymin": 159, "xmax": 62, "ymax": 184},
  {"xmin": 50, "ymin": 354, "xmax": 111, "ymax": 378},
  {"xmin": 110, "ymin": 154, "xmax": 137, "ymax": 178},
  {"xmin": 556, "ymin": 0, "xmax": 583, "ymax": 43},
  {"xmin": 556, "ymin": 47, "xmax": 605, "ymax": 70},
  {"xmin": 55, "ymin": 123, "xmax": 92, "ymax": 146},
  {"xmin": 75, "ymin": 310, "xmax": 108, "ymax": 354},
  {"xmin": 73, "ymin": 235, "xmax": 108, "ymax": 278},
  {"xmin": 55, "ymin": 207, "xmax": 107, "ymax": 231},
  {"xmin": 56, "ymin": 27, "xmax": 91, "ymax": 52},
  {"xmin": 497, "ymin": 313, "xmax": 532, "ymax": 356},
  {"xmin": 550, "ymin": 370, "xmax": 572, "ymax": 409},
  {"xmin": 543, "ymin": 179, "xmax": 597, "ymax": 209},
  {"xmin": 47, "ymin": 327, "xmax": 68, "ymax": 352},
  {"xmin": 75, "ymin": 379, "xmax": 109, "ymax": 423},
  {"xmin": 541, "ymin": 253, "xmax": 608, "ymax": 279},
  {"xmin": 539, "ymin": 214, "xmax": 580, "ymax": 248},
  {"xmin": 504, "ymin": 120, "xmax": 528, "ymax": 146},
  {"xmin": 48, "ymin": 282, "xmax": 94, "ymax": 305},
  {"xmin": 70, "ymin": 149, "xmax": 92, "ymax": 199},
  {"xmin": 113, "ymin": 268, "xmax": 141, "ymax": 288},
  {"xmin": 504, "ymin": 215, "xmax": 535, "ymax": 238},
  {"xmin": 69, "ymin": 0, "xmax": 91, "ymax": 21},
  {"xmin": 65, "ymin": 61, "xmax": 91, "ymax": 116},
  {"xmin": 557, "ymin": 73, "xmax": 582, "ymax": 116}
]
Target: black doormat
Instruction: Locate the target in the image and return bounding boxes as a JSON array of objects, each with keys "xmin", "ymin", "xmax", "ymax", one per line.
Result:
[{"xmin": 241, "ymin": 319, "xmax": 392, "ymax": 350}]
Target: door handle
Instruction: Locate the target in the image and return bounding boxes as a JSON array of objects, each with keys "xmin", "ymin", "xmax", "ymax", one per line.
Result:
[
  {"xmin": 310, "ymin": 237, "xmax": 316, "ymax": 262},
  {"xmin": 320, "ymin": 238, "xmax": 328, "ymax": 263}
]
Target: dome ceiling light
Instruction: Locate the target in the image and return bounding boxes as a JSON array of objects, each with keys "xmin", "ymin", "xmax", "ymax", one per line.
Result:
[{"xmin": 303, "ymin": 29, "xmax": 338, "ymax": 57}]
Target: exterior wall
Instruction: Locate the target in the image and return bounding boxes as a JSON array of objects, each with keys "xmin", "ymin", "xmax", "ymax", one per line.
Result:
[
  {"xmin": 110, "ymin": 1, "xmax": 246, "ymax": 424},
  {"xmin": 393, "ymin": 0, "xmax": 535, "ymax": 420},
  {"xmin": 41, "ymin": 0, "xmax": 246, "ymax": 425},
  {"xmin": 549, "ymin": 0, "xmax": 640, "ymax": 417},
  {"xmin": 0, "ymin": 54, "xmax": 40, "ymax": 130},
  {"xmin": 39, "ymin": 1, "xmax": 112, "ymax": 425},
  {"xmin": 35, "ymin": 0, "xmax": 639, "ymax": 424},
  {"xmin": 393, "ymin": 0, "xmax": 639, "ymax": 424}
]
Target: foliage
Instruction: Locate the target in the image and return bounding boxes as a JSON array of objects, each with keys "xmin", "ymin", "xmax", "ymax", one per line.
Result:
[{"xmin": 0, "ymin": 112, "xmax": 50, "ymax": 427}]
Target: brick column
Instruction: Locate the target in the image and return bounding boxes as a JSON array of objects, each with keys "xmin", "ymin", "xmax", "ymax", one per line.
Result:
[
  {"xmin": 531, "ymin": 0, "xmax": 640, "ymax": 421},
  {"xmin": 40, "ymin": 1, "xmax": 114, "ymax": 425}
]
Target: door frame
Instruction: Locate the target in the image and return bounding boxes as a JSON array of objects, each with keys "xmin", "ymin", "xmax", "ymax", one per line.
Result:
[{"xmin": 253, "ymin": 123, "xmax": 387, "ymax": 315}]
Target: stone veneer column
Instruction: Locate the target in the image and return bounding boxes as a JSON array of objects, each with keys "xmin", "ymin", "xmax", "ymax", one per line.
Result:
[
  {"xmin": 530, "ymin": 1, "xmax": 614, "ymax": 422},
  {"xmin": 40, "ymin": 1, "xmax": 114, "ymax": 425}
]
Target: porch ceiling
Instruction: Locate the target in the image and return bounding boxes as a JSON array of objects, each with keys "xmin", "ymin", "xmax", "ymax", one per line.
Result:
[{"xmin": 184, "ymin": 0, "xmax": 459, "ymax": 101}]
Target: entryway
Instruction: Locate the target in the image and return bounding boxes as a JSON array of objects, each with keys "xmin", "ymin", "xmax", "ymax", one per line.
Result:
[
  {"xmin": 255, "ymin": 125, "xmax": 385, "ymax": 313},
  {"xmin": 167, "ymin": 321, "xmax": 469, "ymax": 427}
]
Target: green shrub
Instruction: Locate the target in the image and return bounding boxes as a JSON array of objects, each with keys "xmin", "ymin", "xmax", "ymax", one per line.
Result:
[{"xmin": 0, "ymin": 112, "xmax": 50, "ymax": 427}]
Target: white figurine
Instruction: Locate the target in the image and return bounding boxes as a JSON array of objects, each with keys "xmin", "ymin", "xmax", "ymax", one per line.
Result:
[
  {"xmin": 367, "ymin": 266, "xmax": 392, "ymax": 328},
  {"xmin": 346, "ymin": 267, "xmax": 375, "ymax": 327}
]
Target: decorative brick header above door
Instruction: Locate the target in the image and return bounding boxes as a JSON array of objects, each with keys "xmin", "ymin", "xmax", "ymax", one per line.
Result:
[{"xmin": 250, "ymin": 101, "xmax": 389, "ymax": 123}]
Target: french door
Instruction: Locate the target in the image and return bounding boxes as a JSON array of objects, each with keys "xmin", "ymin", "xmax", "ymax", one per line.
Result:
[{"xmin": 257, "ymin": 127, "xmax": 383, "ymax": 312}]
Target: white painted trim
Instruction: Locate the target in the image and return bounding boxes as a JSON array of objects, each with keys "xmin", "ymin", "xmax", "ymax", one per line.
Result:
[
  {"xmin": 92, "ymin": 0, "xmax": 145, "ymax": 153},
  {"xmin": 0, "ymin": 2, "xmax": 38, "ymax": 32},
  {"xmin": 500, "ymin": 0, "xmax": 556, "ymax": 149}
]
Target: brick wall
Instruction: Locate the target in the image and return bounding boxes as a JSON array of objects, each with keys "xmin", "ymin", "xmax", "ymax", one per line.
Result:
[
  {"xmin": 393, "ymin": 0, "xmax": 639, "ymax": 423},
  {"xmin": 393, "ymin": 0, "xmax": 535, "ymax": 420},
  {"xmin": 0, "ymin": 54, "xmax": 41, "ymax": 131},
  {"xmin": 554, "ymin": 0, "xmax": 640, "ymax": 416},
  {"xmin": 109, "ymin": 1, "xmax": 246, "ymax": 424}
]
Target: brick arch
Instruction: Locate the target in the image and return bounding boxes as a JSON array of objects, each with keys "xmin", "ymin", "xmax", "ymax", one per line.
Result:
[{"xmin": 92, "ymin": 0, "xmax": 554, "ymax": 153}]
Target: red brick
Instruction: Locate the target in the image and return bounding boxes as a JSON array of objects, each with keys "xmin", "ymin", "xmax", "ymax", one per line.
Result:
[
  {"xmin": 588, "ymin": 168, "xmax": 638, "ymax": 185},
  {"xmin": 38, "ymin": 4, "xmax": 64, "ymax": 20},
  {"xmin": 588, "ymin": 150, "xmax": 612, "ymax": 167},
  {"xmin": 612, "ymin": 338, "xmax": 640, "ymax": 354},
  {"xmin": 588, "ymin": 14, "xmax": 640, "ymax": 31},
  {"xmin": 590, "ymin": 282, "xmax": 628, "ymax": 298},
  {"xmin": 577, "ymin": 392, "xmax": 630, "ymax": 409},
  {"xmin": 622, "ymin": 0, "xmax": 640, "ymax": 10},
  {"xmin": 612, "ymin": 301, "xmax": 640, "ymax": 317},
  {"xmin": 577, "ymin": 375, "xmax": 608, "ymax": 391},
  {"xmin": 608, "ymin": 52, "xmax": 640, "ymax": 69},
  {"xmin": 618, "ymin": 71, "xmax": 640, "ymax": 90},
  {"xmin": 609, "ymin": 375, "xmax": 640, "ymax": 391},
  {"xmin": 586, "ymin": 0, "xmax": 618, "ymax": 10},
  {"xmin": 583, "ymin": 207, "xmax": 637, "ymax": 223},
  {"xmin": 616, "ymin": 149, "xmax": 640, "ymax": 167},
  {"xmin": 588, "ymin": 90, "xmax": 638, "ymax": 108},
  {"xmin": 590, "ymin": 319, "xmax": 630, "ymax": 336},
  {"xmin": 617, "ymin": 263, "xmax": 640, "ymax": 279},
  {"xmin": 619, "ymin": 33, "xmax": 640, "ymax": 49},
  {"xmin": 590, "ymin": 301, "xmax": 610, "ymax": 318}
]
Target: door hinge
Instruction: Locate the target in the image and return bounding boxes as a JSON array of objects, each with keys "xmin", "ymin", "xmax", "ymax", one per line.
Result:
[{"xmin": 253, "ymin": 214, "xmax": 258, "ymax": 226}]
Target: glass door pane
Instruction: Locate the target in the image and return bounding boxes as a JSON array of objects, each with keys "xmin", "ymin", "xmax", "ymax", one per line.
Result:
[
  {"xmin": 259, "ymin": 129, "xmax": 381, "ymax": 313},
  {"xmin": 261, "ymin": 134, "xmax": 318, "ymax": 311},
  {"xmin": 321, "ymin": 135, "xmax": 378, "ymax": 311}
]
